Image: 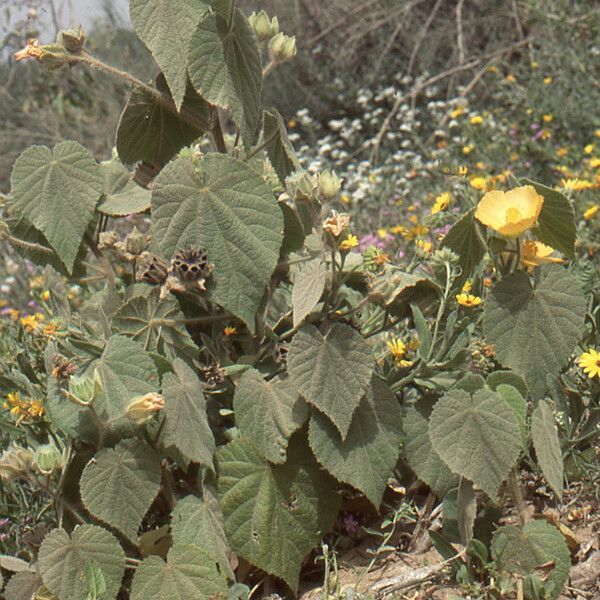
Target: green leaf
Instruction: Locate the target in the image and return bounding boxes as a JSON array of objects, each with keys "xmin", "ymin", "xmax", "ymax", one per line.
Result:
[
  {"xmin": 491, "ymin": 520, "xmax": 570, "ymax": 599},
  {"xmin": 486, "ymin": 370, "xmax": 528, "ymax": 398},
  {"xmin": 440, "ymin": 208, "xmax": 486, "ymax": 279},
  {"xmin": 308, "ymin": 378, "xmax": 402, "ymax": 508},
  {"xmin": 95, "ymin": 335, "xmax": 159, "ymax": 420},
  {"xmin": 85, "ymin": 559, "xmax": 107, "ymax": 600},
  {"xmin": 4, "ymin": 572, "xmax": 42, "ymax": 600},
  {"xmin": 292, "ymin": 259, "xmax": 328, "ymax": 327},
  {"xmin": 116, "ymin": 77, "xmax": 209, "ymax": 166},
  {"xmin": 171, "ymin": 491, "xmax": 233, "ymax": 579},
  {"xmin": 522, "ymin": 178, "xmax": 576, "ymax": 259},
  {"xmin": 97, "ymin": 162, "xmax": 151, "ymax": 216},
  {"xmin": 531, "ymin": 400, "xmax": 564, "ymax": 500},
  {"xmin": 129, "ymin": 0, "xmax": 210, "ymax": 109},
  {"xmin": 10, "ymin": 141, "xmax": 102, "ymax": 273},
  {"xmin": 457, "ymin": 478, "xmax": 476, "ymax": 546},
  {"xmin": 129, "ymin": 544, "xmax": 228, "ymax": 600},
  {"xmin": 111, "ymin": 288, "xmax": 197, "ymax": 362},
  {"xmin": 280, "ymin": 202, "xmax": 306, "ymax": 254},
  {"xmin": 38, "ymin": 525, "xmax": 125, "ymax": 600},
  {"xmin": 151, "ymin": 154, "xmax": 283, "ymax": 329},
  {"xmin": 483, "ymin": 265, "xmax": 586, "ymax": 398},
  {"xmin": 263, "ymin": 109, "xmax": 300, "ymax": 184},
  {"xmin": 496, "ymin": 384, "xmax": 527, "ymax": 444},
  {"xmin": 287, "ymin": 323, "xmax": 374, "ymax": 440},
  {"xmin": 79, "ymin": 439, "xmax": 162, "ymax": 541},
  {"xmin": 161, "ymin": 359, "xmax": 215, "ymax": 469},
  {"xmin": 188, "ymin": 9, "xmax": 262, "ymax": 148},
  {"xmin": 403, "ymin": 407, "xmax": 458, "ymax": 496},
  {"xmin": 218, "ymin": 435, "xmax": 339, "ymax": 592},
  {"xmin": 410, "ymin": 304, "xmax": 431, "ymax": 359},
  {"xmin": 233, "ymin": 369, "xmax": 307, "ymax": 464},
  {"xmin": 429, "ymin": 388, "xmax": 521, "ymax": 498}
]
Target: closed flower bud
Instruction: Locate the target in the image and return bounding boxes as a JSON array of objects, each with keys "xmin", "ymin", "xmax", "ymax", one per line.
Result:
[
  {"xmin": 249, "ymin": 10, "xmax": 279, "ymax": 41},
  {"xmin": 269, "ymin": 33, "xmax": 297, "ymax": 63},
  {"xmin": 126, "ymin": 393, "xmax": 165, "ymax": 424},
  {"xmin": 58, "ymin": 27, "xmax": 86, "ymax": 53},
  {"xmin": 14, "ymin": 39, "xmax": 67, "ymax": 71},
  {"xmin": 318, "ymin": 170, "xmax": 342, "ymax": 199},
  {"xmin": 286, "ymin": 169, "xmax": 317, "ymax": 201},
  {"xmin": 64, "ymin": 370, "xmax": 103, "ymax": 406},
  {"xmin": 125, "ymin": 227, "xmax": 148, "ymax": 256},
  {"xmin": 0, "ymin": 443, "xmax": 33, "ymax": 482},
  {"xmin": 33, "ymin": 444, "xmax": 62, "ymax": 475}
]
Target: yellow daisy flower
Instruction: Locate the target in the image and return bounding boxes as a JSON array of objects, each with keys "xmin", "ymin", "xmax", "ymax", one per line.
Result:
[
  {"xmin": 456, "ymin": 293, "xmax": 482, "ymax": 307},
  {"xmin": 339, "ymin": 234, "xmax": 358, "ymax": 252},
  {"xmin": 578, "ymin": 349, "xmax": 600, "ymax": 379}
]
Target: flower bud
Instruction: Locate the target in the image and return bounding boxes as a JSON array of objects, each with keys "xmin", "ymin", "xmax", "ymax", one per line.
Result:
[
  {"xmin": 14, "ymin": 39, "xmax": 67, "ymax": 71},
  {"xmin": 58, "ymin": 27, "xmax": 86, "ymax": 53},
  {"xmin": 269, "ymin": 33, "xmax": 297, "ymax": 63},
  {"xmin": 286, "ymin": 170, "xmax": 317, "ymax": 201},
  {"xmin": 33, "ymin": 444, "xmax": 62, "ymax": 475},
  {"xmin": 249, "ymin": 10, "xmax": 279, "ymax": 41},
  {"xmin": 0, "ymin": 443, "xmax": 33, "ymax": 482},
  {"xmin": 125, "ymin": 227, "xmax": 148, "ymax": 256},
  {"xmin": 64, "ymin": 369, "xmax": 102, "ymax": 406},
  {"xmin": 318, "ymin": 170, "xmax": 341, "ymax": 199},
  {"xmin": 126, "ymin": 393, "xmax": 165, "ymax": 424}
]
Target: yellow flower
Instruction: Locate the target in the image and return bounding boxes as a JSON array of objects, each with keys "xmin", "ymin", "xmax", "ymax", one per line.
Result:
[
  {"xmin": 404, "ymin": 224, "xmax": 429, "ymax": 241},
  {"xmin": 456, "ymin": 293, "xmax": 482, "ymax": 307},
  {"xmin": 469, "ymin": 176, "xmax": 488, "ymax": 191},
  {"xmin": 556, "ymin": 147, "xmax": 568, "ymax": 157},
  {"xmin": 561, "ymin": 178, "xmax": 593, "ymax": 192},
  {"xmin": 475, "ymin": 161, "xmax": 487, "ymax": 171},
  {"xmin": 457, "ymin": 166, "xmax": 468, "ymax": 177},
  {"xmin": 3, "ymin": 392, "xmax": 44, "ymax": 423},
  {"xmin": 462, "ymin": 145, "xmax": 474, "ymax": 155},
  {"xmin": 126, "ymin": 393, "xmax": 165, "ymax": 424},
  {"xmin": 40, "ymin": 290, "xmax": 51, "ymax": 301},
  {"xmin": 416, "ymin": 240, "xmax": 432, "ymax": 253},
  {"xmin": 386, "ymin": 338, "xmax": 406, "ymax": 362},
  {"xmin": 543, "ymin": 76, "xmax": 553, "ymax": 84},
  {"xmin": 398, "ymin": 359, "xmax": 414, "ymax": 368},
  {"xmin": 372, "ymin": 253, "xmax": 390, "ymax": 266},
  {"xmin": 540, "ymin": 129, "xmax": 551, "ymax": 141},
  {"xmin": 520, "ymin": 240, "xmax": 564, "ymax": 269},
  {"xmin": 542, "ymin": 114, "xmax": 553, "ymax": 123},
  {"xmin": 462, "ymin": 280, "xmax": 472, "ymax": 293},
  {"xmin": 340, "ymin": 193, "xmax": 351, "ymax": 205},
  {"xmin": 530, "ymin": 61, "xmax": 539, "ymax": 69},
  {"xmin": 287, "ymin": 118, "xmax": 297, "ymax": 129},
  {"xmin": 584, "ymin": 144, "xmax": 595, "ymax": 155},
  {"xmin": 474, "ymin": 185, "xmax": 544, "ymax": 237},
  {"xmin": 470, "ymin": 115, "xmax": 484, "ymax": 125},
  {"xmin": 4, "ymin": 308, "xmax": 19, "ymax": 321},
  {"xmin": 29, "ymin": 275, "xmax": 44, "ymax": 289},
  {"xmin": 589, "ymin": 157, "xmax": 600, "ymax": 169},
  {"xmin": 391, "ymin": 225, "xmax": 407, "ymax": 235},
  {"xmin": 42, "ymin": 322, "xmax": 59, "ymax": 337},
  {"xmin": 483, "ymin": 277, "xmax": 493, "ymax": 288},
  {"xmin": 20, "ymin": 314, "xmax": 42, "ymax": 333},
  {"xmin": 224, "ymin": 326, "xmax": 237, "ymax": 336},
  {"xmin": 14, "ymin": 38, "xmax": 44, "ymax": 62},
  {"xmin": 583, "ymin": 205, "xmax": 599, "ymax": 220},
  {"xmin": 505, "ymin": 74, "xmax": 516, "ymax": 83},
  {"xmin": 450, "ymin": 105, "xmax": 465, "ymax": 119},
  {"xmin": 578, "ymin": 349, "xmax": 600, "ymax": 379},
  {"xmin": 377, "ymin": 228, "xmax": 388, "ymax": 239},
  {"xmin": 431, "ymin": 192, "xmax": 451, "ymax": 214},
  {"xmin": 339, "ymin": 234, "xmax": 358, "ymax": 251}
]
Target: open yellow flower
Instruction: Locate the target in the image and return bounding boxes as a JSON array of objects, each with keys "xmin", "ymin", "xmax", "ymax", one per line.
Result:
[
  {"xmin": 578, "ymin": 349, "xmax": 600, "ymax": 379},
  {"xmin": 456, "ymin": 293, "xmax": 482, "ymax": 307},
  {"xmin": 474, "ymin": 185, "xmax": 544, "ymax": 238},
  {"xmin": 584, "ymin": 205, "xmax": 599, "ymax": 220},
  {"xmin": 520, "ymin": 240, "xmax": 564, "ymax": 269}
]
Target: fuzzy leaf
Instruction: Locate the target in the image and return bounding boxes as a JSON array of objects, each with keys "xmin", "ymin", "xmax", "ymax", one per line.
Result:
[
  {"xmin": 308, "ymin": 378, "xmax": 402, "ymax": 508},
  {"xmin": 486, "ymin": 370, "xmax": 528, "ymax": 398},
  {"xmin": 403, "ymin": 407, "xmax": 458, "ymax": 496},
  {"xmin": 129, "ymin": 0, "xmax": 210, "ymax": 108},
  {"xmin": 286, "ymin": 323, "xmax": 374, "ymax": 440},
  {"xmin": 38, "ymin": 525, "xmax": 125, "ymax": 600},
  {"xmin": 440, "ymin": 208, "xmax": 486, "ymax": 279},
  {"xmin": 496, "ymin": 384, "xmax": 527, "ymax": 444},
  {"xmin": 111, "ymin": 288, "xmax": 197, "ymax": 363},
  {"xmin": 97, "ymin": 162, "xmax": 151, "ymax": 216},
  {"xmin": 531, "ymin": 400, "xmax": 564, "ymax": 500},
  {"xmin": 292, "ymin": 259, "xmax": 328, "ymax": 327},
  {"xmin": 483, "ymin": 265, "xmax": 586, "ymax": 398},
  {"xmin": 263, "ymin": 109, "xmax": 300, "ymax": 184},
  {"xmin": 171, "ymin": 491, "xmax": 233, "ymax": 579},
  {"xmin": 161, "ymin": 359, "xmax": 215, "ymax": 469},
  {"xmin": 491, "ymin": 520, "xmax": 570, "ymax": 599},
  {"xmin": 522, "ymin": 178, "xmax": 576, "ymax": 259},
  {"xmin": 457, "ymin": 478, "xmax": 476, "ymax": 546},
  {"xmin": 116, "ymin": 77, "xmax": 209, "ymax": 166},
  {"xmin": 218, "ymin": 435, "xmax": 339, "ymax": 592},
  {"xmin": 129, "ymin": 544, "xmax": 228, "ymax": 600},
  {"xmin": 4, "ymin": 572, "xmax": 42, "ymax": 600},
  {"xmin": 79, "ymin": 439, "xmax": 162, "ymax": 541},
  {"xmin": 429, "ymin": 388, "xmax": 521, "ymax": 498},
  {"xmin": 151, "ymin": 154, "xmax": 283, "ymax": 330},
  {"xmin": 188, "ymin": 9, "xmax": 262, "ymax": 148},
  {"xmin": 10, "ymin": 141, "xmax": 102, "ymax": 273},
  {"xmin": 95, "ymin": 335, "xmax": 159, "ymax": 419},
  {"xmin": 233, "ymin": 370, "xmax": 307, "ymax": 464}
]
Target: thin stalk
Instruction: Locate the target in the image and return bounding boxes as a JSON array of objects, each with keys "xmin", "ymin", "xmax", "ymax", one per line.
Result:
[{"xmin": 426, "ymin": 261, "xmax": 453, "ymax": 362}]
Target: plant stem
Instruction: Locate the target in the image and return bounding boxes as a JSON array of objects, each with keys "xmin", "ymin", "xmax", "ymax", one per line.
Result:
[{"xmin": 426, "ymin": 261, "xmax": 453, "ymax": 362}]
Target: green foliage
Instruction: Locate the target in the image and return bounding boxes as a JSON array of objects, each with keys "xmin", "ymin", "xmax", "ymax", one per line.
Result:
[
  {"xmin": 10, "ymin": 141, "xmax": 102, "ymax": 273},
  {"xmin": 98, "ymin": 162, "xmax": 151, "ymax": 216},
  {"xmin": 263, "ymin": 109, "xmax": 300, "ymax": 184},
  {"xmin": 483, "ymin": 265, "xmax": 586, "ymax": 398},
  {"xmin": 79, "ymin": 439, "xmax": 162, "ymax": 541},
  {"xmin": 429, "ymin": 388, "xmax": 521, "ymax": 498},
  {"xmin": 291, "ymin": 259, "xmax": 327, "ymax": 327},
  {"xmin": 531, "ymin": 400, "xmax": 564, "ymax": 500}
]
